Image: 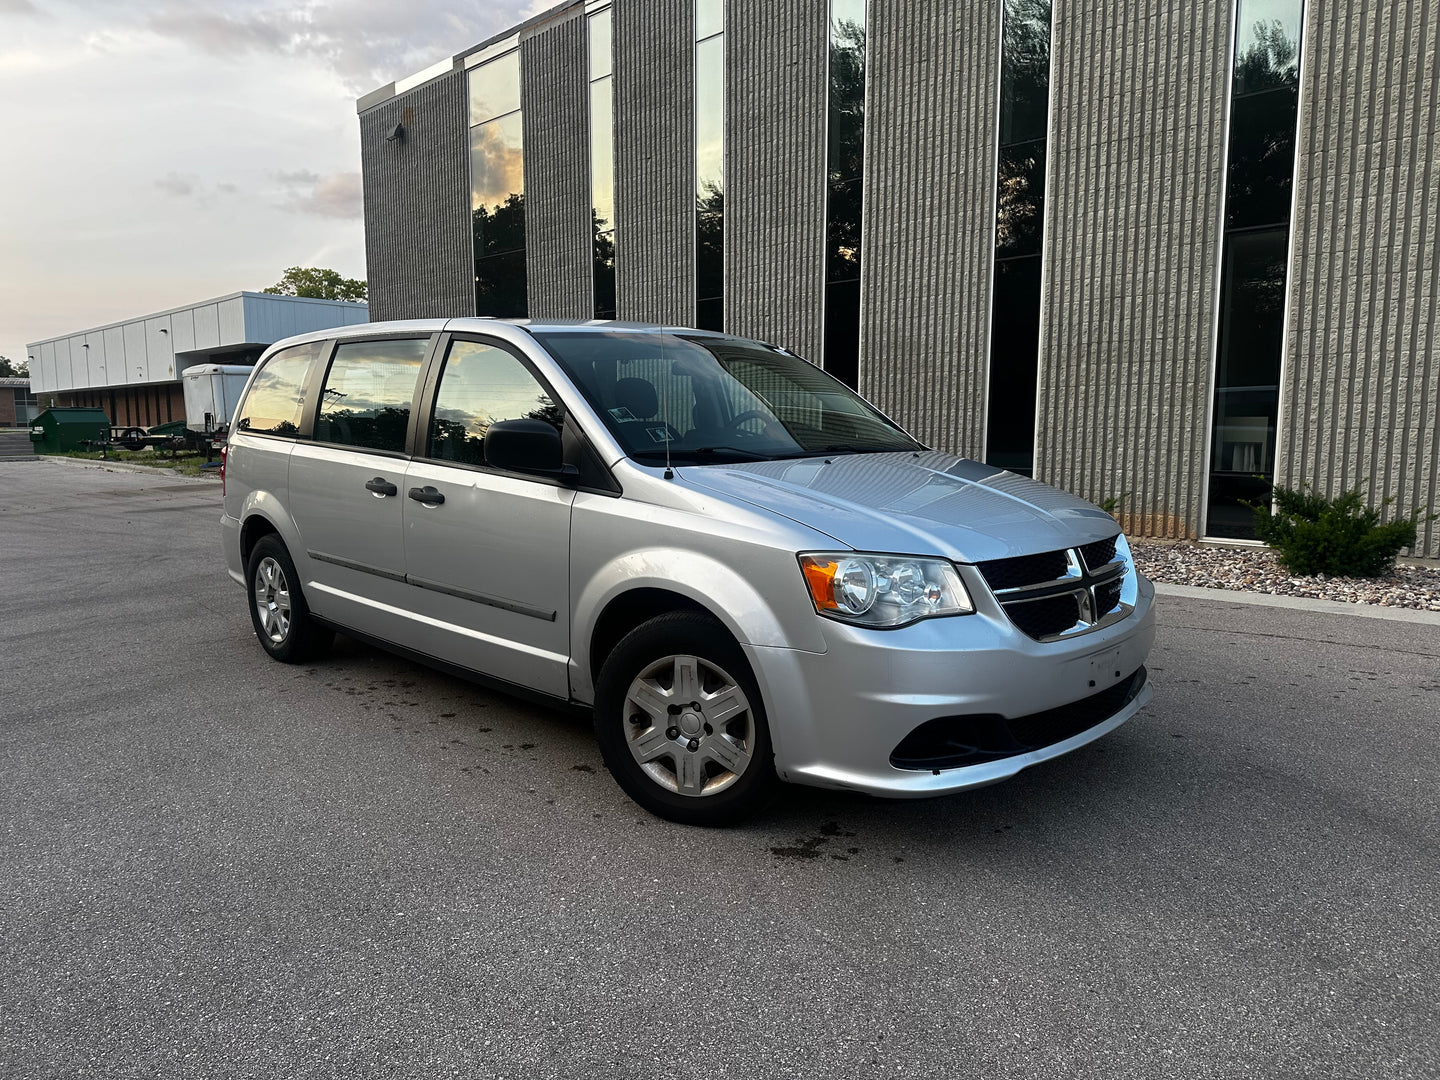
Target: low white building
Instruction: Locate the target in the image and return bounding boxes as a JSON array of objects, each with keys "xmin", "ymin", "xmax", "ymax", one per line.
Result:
[{"xmin": 26, "ymin": 292, "xmax": 368, "ymax": 428}]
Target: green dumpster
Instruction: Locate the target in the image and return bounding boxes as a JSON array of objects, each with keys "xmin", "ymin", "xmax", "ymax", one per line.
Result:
[{"xmin": 28, "ymin": 407, "xmax": 112, "ymax": 454}]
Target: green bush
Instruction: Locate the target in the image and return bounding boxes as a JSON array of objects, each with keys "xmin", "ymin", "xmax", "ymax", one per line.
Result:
[{"xmin": 1252, "ymin": 484, "xmax": 1427, "ymax": 578}]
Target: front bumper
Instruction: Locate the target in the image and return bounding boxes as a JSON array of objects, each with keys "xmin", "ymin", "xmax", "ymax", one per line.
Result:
[{"xmin": 743, "ymin": 573, "xmax": 1157, "ymax": 797}]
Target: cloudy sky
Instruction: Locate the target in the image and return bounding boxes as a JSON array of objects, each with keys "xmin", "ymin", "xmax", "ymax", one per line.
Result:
[{"xmin": 0, "ymin": 0, "xmax": 547, "ymax": 367}]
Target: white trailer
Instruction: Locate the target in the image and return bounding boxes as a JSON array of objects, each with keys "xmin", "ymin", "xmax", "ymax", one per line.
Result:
[{"xmin": 182, "ymin": 364, "xmax": 253, "ymax": 443}]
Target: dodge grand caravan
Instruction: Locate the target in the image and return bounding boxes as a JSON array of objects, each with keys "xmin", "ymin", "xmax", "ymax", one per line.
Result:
[{"xmin": 221, "ymin": 320, "xmax": 1155, "ymax": 825}]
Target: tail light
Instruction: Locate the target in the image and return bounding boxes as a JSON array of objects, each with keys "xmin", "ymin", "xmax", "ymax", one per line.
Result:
[{"xmin": 219, "ymin": 444, "xmax": 227, "ymax": 496}]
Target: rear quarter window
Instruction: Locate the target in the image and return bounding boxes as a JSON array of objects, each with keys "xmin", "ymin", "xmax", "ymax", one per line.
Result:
[{"xmin": 235, "ymin": 341, "xmax": 323, "ymax": 437}]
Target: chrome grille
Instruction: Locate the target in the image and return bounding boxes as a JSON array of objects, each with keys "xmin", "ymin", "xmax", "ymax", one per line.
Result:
[{"xmin": 977, "ymin": 534, "xmax": 1130, "ymax": 642}]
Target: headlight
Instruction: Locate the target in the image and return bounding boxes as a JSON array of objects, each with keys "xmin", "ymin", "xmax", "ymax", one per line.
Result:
[{"xmin": 798, "ymin": 552, "xmax": 974, "ymax": 628}]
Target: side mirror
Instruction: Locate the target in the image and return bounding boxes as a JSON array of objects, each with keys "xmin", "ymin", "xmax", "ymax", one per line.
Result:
[{"xmin": 485, "ymin": 418, "xmax": 569, "ymax": 477}]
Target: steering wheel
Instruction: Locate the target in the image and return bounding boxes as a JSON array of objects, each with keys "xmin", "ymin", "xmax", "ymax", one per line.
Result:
[{"xmin": 724, "ymin": 410, "xmax": 772, "ymax": 438}]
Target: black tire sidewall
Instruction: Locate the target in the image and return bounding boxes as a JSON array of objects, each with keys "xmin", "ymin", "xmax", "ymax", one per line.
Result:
[
  {"xmin": 594, "ymin": 612, "xmax": 776, "ymax": 826},
  {"xmin": 246, "ymin": 536, "xmax": 321, "ymax": 663}
]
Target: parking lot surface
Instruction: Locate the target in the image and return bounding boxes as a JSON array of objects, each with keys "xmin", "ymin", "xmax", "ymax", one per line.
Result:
[{"xmin": 2, "ymin": 460, "xmax": 1436, "ymax": 1079}]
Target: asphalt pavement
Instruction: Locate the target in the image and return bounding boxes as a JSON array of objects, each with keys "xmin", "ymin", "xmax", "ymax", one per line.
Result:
[{"xmin": 1, "ymin": 459, "xmax": 1436, "ymax": 1079}]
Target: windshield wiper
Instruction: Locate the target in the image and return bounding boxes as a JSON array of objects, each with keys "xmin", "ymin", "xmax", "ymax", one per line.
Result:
[{"xmin": 631, "ymin": 446, "xmax": 774, "ymax": 463}]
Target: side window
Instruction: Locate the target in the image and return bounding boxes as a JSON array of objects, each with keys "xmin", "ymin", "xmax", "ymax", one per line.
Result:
[
  {"xmin": 427, "ymin": 340, "xmax": 562, "ymax": 466},
  {"xmin": 315, "ymin": 338, "xmax": 428, "ymax": 453},
  {"xmin": 235, "ymin": 341, "xmax": 320, "ymax": 436}
]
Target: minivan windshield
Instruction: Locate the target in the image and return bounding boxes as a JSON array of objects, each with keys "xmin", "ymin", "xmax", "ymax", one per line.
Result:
[{"xmin": 533, "ymin": 330, "xmax": 922, "ymax": 464}]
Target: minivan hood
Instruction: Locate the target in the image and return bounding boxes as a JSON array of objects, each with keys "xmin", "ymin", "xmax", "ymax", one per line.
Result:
[{"xmin": 677, "ymin": 451, "xmax": 1121, "ymax": 563}]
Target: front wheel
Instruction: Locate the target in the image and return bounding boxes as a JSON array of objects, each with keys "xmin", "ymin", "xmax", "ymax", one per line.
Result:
[
  {"xmin": 594, "ymin": 612, "xmax": 777, "ymax": 826},
  {"xmin": 246, "ymin": 535, "xmax": 333, "ymax": 663}
]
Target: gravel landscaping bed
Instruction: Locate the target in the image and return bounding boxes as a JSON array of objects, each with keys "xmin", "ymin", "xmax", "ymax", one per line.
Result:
[{"xmin": 1129, "ymin": 539, "xmax": 1440, "ymax": 612}]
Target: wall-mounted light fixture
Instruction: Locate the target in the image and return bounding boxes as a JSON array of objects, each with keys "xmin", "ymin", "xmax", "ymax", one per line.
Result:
[
  {"xmin": 82, "ymin": 343, "xmax": 90, "ymax": 349},
  {"xmin": 159, "ymin": 327, "xmax": 168, "ymax": 334},
  {"xmin": 386, "ymin": 122, "xmax": 406, "ymax": 143}
]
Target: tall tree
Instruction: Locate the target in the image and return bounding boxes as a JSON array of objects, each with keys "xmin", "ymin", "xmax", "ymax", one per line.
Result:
[
  {"xmin": 263, "ymin": 267, "xmax": 368, "ymax": 303},
  {"xmin": 0, "ymin": 355, "xmax": 29, "ymax": 378}
]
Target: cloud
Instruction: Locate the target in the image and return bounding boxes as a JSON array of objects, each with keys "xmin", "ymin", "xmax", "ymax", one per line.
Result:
[
  {"xmin": 277, "ymin": 170, "xmax": 363, "ymax": 219},
  {"xmin": 140, "ymin": 0, "xmax": 542, "ymax": 92},
  {"xmin": 154, "ymin": 171, "xmax": 197, "ymax": 197},
  {"xmin": 0, "ymin": 0, "xmax": 41, "ymax": 14}
]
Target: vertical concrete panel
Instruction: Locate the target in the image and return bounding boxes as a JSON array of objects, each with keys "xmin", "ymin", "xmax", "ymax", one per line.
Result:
[
  {"xmin": 522, "ymin": 11, "xmax": 593, "ymax": 319},
  {"xmin": 360, "ymin": 70, "xmax": 474, "ymax": 322},
  {"xmin": 123, "ymin": 323, "xmax": 149, "ymax": 384},
  {"xmin": 1036, "ymin": 0, "xmax": 1230, "ymax": 539},
  {"xmin": 613, "ymin": 0, "xmax": 694, "ymax": 323},
  {"xmin": 860, "ymin": 1, "xmax": 1000, "ymax": 457},
  {"xmin": 103, "ymin": 327, "xmax": 127, "ymax": 385},
  {"xmin": 725, "ymin": 0, "xmax": 827, "ymax": 362},
  {"xmin": 1281, "ymin": 0, "xmax": 1440, "ymax": 557}
]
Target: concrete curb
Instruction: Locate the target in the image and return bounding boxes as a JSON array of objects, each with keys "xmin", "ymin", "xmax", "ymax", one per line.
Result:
[
  {"xmin": 1152, "ymin": 581, "xmax": 1440, "ymax": 626},
  {"xmin": 32, "ymin": 455, "xmax": 220, "ymax": 483}
]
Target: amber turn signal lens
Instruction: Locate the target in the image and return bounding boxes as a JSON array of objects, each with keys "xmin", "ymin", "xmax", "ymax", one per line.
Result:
[{"xmin": 799, "ymin": 556, "xmax": 840, "ymax": 611}]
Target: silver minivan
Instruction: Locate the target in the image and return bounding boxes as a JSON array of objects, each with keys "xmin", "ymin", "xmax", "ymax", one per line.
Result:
[{"xmin": 221, "ymin": 320, "xmax": 1155, "ymax": 825}]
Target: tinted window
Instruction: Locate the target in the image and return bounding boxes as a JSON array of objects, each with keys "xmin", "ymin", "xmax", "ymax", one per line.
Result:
[
  {"xmin": 535, "ymin": 331, "xmax": 919, "ymax": 464},
  {"xmin": 315, "ymin": 338, "xmax": 427, "ymax": 453},
  {"xmin": 235, "ymin": 341, "xmax": 320, "ymax": 437},
  {"xmin": 427, "ymin": 340, "xmax": 562, "ymax": 467}
]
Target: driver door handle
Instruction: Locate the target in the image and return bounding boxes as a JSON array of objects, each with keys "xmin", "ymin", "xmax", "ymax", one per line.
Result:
[
  {"xmin": 365, "ymin": 477, "xmax": 398, "ymax": 497},
  {"xmin": 408, "ymin": 485, "xmax": 445, "ymax": 506}
]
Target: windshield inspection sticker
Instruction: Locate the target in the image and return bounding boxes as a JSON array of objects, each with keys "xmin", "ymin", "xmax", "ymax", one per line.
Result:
[
  {"xmin": 646, "ymin": 426, "xmax": 674, "ymax": 443},
  {"xmin": 608, "ymin": 406, "xmax": 636, "ymax": 421}
]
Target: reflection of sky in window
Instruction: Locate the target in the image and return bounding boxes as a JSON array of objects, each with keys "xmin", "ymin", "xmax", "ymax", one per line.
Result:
[
  {"xmin": 434, "ymin": 342, "xmax": 551, "ymax": 437},
  {"xmin": 1236, "ymin": 0, "xmax": 1302, "ymax": 59},
  {"xmin": 695, "ymin": 0, "xmax": 723, "ymax": 41},
  {"xmin": 831, "ymin": 0, "xmax": 865, "ymax": 35},
  {"xmin": 588, "ymin": 9, "xmax": 612, "ymax": 78},
  {"xmin": 471, "ymin": 114, "xmax": 525, "ymax": 213},
  {"xmin": 321, "ymin": 342, "xmax": 425, "ymax": 417},
  {"xmin": 469, "ymin": 51, "xmax": 521, "ymax": 126},
  {"xmin": 590, "ymin": 79, "xmax": 614, "ymax": 227},
  {"xmin": 695, "ymin": 35, "xmax": 724, "ymax": 193}
]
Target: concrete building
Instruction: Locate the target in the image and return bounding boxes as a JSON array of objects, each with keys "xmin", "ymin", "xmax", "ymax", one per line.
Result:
[
  {"xmin": 355, "ymin": 0, "xmax": 1440, "ymax": 557},
  {"xmin": 26, "ymin": 293, "xmax": 369, "ymax": 430}
]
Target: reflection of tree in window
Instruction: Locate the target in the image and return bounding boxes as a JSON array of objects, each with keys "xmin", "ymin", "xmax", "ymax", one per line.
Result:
[
  {"xmin": 429, "ymin": 344, "xmax": 560, "ymax": 465},
  {"xmin": 1226, "ymin": 21, "xmax": 1300, "ymax": 230}
]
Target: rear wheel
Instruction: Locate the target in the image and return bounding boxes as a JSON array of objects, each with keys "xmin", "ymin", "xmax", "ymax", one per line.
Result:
[
  {"xmin": 246, "ymin": 535, "xmax": 333, "ymax": 663},
  {"xmin": 594, "ymin": 612, "xmax": 777, "ymax": 826}
]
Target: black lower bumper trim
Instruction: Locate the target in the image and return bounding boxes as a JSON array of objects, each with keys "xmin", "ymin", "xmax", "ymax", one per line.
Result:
[{"xmin": 889, "ymin": 666, "xmax": 1148, "ymax": 771}]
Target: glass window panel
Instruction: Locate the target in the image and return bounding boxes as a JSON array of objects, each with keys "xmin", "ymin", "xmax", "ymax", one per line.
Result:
[
  {"xmin": 1225, "ymin": 88, "xmax": 1299, "ymax": 229},
  {"xmin": 476, "ymin": 249, "xmax": 529, "ymax": 319},
  {"xmin": 428, "ymin": 340, "xmax": 559, "ymax": 465},
  {"xmin": 590, "ymin": 78, "xmax": 615, "ymax": 233},
  {"xmin": 695, "ymin": 36, "xmax": 725, "ymax": 194},
  {"xmin": 827, "ymin": 5, "xmax": 866, "ymax": 185},
  {"xmin": 823, "ymin": 0, "xmax": 866, "ymax": 386},
  {"xmin": 695, "ymin": 0, "xmax": 724, "ymax": 41},
  {"xmin": 471, "ymin": 112, "xmax": 525, "ymax": 217},
  {"xmin": 994, "ymin": 141, "xmax": 1047, "ymax": 260},
  {"xmin": 826, "ymin": 179, "xmax": 863, "ymax": 283},
  {"xmin": 468, "ymin": 51, "xmax": 521, "ymax": 126},
  {"xmin": 1234, "ymin": 0, "xmax": 1302, "ymax": 95},
  {"xmin": 999, "ymin": 0, "xmax": 1051, "ymax": 145},
  {"xmin": 985, "ymin": 257, "xmax": 1043, "ymax": 474},
  {"xmin": 235, "ymin": 342, "xmax": 320, "ymax": 437},
  {"xmin": 316, "ymin": 339, "xmax": 428, "ymax": 453},
  {"xmin": 588, "ymin": 9, "xmax": 612, "ymax": 79},
  {"xmin": 695, "ymin": 32, "xmax": 724, "ymax": 331}
]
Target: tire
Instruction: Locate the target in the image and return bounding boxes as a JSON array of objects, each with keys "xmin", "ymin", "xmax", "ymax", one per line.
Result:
[
  {"xmin": 246, "ymin": 535, "xmax": 333, "ymax": 663},
  {"xmin": 122, "ymin": 427, "xmax": 145, "ymax": 451},
  {"xmin": 594, "ymin": 611, "xmax": 778, "ymax": 826}
]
